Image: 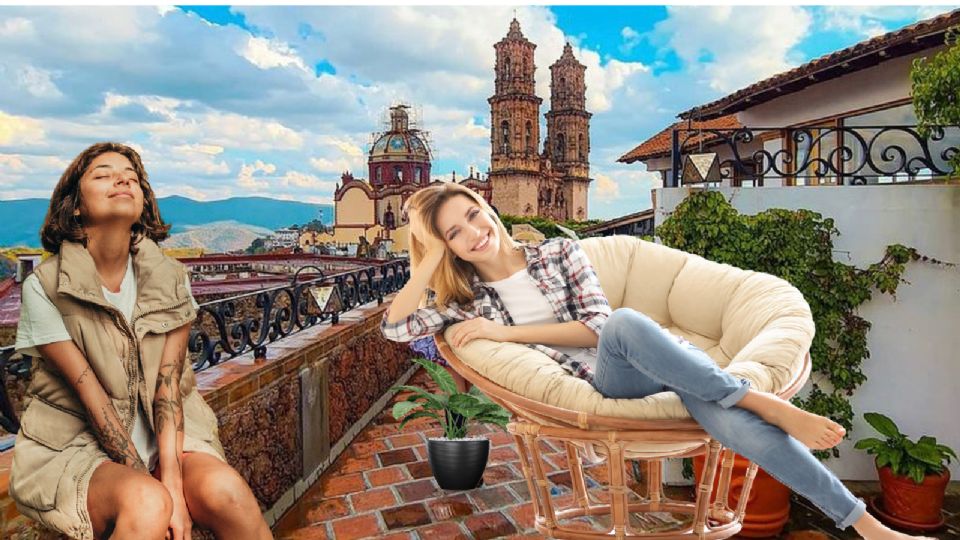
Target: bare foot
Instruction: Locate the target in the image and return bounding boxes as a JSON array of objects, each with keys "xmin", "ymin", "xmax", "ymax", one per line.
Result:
[
  {"xmin": 854, "ymin": 511, "xmax": 937, "ymax": 540},
  {"xmin": 737, "ymin": 391, "xmax": 846, "ymax": 450}
]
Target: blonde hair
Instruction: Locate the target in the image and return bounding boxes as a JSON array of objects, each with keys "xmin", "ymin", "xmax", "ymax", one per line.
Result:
[{"xmin": 405, "ymin": 183, "xmax": 519, "ymax": 309}]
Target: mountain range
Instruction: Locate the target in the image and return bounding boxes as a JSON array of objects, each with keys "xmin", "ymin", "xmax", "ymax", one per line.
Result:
[{"xmin": 0, "ymin": 196, "xmax": 333, "ymax": 248}]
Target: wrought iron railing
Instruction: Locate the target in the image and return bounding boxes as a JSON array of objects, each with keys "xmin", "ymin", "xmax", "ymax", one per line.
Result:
[
  {"xmin": 188, "ymin": 259, "xmax": 409, "ymax": 371},
  {"xmin": 670, "ymin": 125, "xmax": 959, "ymax": 187},
  {"xmin": 0, "ymin": 259, "xmax": 411, "ymax": 433}
]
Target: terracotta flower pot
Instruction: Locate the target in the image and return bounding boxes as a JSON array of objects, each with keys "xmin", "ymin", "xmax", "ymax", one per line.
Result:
[
  {"xmin": 694, "ymin": 453, "xmax": 791, "ymax": 538},
  {"xmin": 876, "ymin": 466, "xmax": 950, "ymax": 527}
]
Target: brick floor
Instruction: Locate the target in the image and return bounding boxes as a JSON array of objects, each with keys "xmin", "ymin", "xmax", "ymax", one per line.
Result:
[{"xmin": 274, "ymin": 368, "xmax": 960, "ymax": 539}]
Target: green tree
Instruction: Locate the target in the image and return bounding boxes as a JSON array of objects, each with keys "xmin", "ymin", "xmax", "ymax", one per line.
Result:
[
  {"xmin": 246, "ymin": 237, "xmax": 267, "ymax": 255},
  {"xmin": 911, "ymin": 27, "xmax": 960, "ymax": 175}
]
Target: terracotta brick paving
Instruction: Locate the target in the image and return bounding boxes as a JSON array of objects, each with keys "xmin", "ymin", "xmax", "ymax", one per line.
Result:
[{"xmin": 274, "ymin": 368, "xmax": 960, "ymax": 539}]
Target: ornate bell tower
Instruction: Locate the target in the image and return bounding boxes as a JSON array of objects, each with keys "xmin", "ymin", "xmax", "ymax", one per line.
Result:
[
  {"xmin": 546, "ymin": 43, "xmax": 592, "ymax": 220},
  {"xmin": 488, "ymin": 19, "xmax": 542, "ymax": 216}
]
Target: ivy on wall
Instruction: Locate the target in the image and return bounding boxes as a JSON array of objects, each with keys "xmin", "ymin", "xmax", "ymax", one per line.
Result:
[{"xmin": 656, "ymin": 191, "xmax": 953, "ymax": 458}]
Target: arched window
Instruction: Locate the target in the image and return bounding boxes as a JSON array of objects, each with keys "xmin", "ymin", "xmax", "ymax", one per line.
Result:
[
  {"xmin": 521, "ymin": 57, "xmax": 527, "ymax": 80},
  {"xmin": 500, "ymin": 121, "xmax": 510, "ymax": 154},
  {"xmin": 415, "ymin": 166, "xmax": 422, "ymax": 184},
  {"xmin": 503, "ymin": 57, "xmax": 511, "ymax": 78},
  {"xmin": 578, "ymin": 134, "xmax": 586, "ymax": 161},
  {"xmin": 375, "ymin": 167, "xmax": 382, "ymax": 183},
  {"xmin": 394, "ymin": 166, "xmax": 402, "ymax": 182},
  {"xmin": 525, "ymin": 121, "xmax": 533, "ymax": 154},
  {"xmin": 556, "ymin": 133, "xmax": 565, "ymax": 160}
]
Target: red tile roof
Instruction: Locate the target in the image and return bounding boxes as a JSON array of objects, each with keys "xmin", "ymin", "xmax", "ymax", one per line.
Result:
[
  {"xmin": 680, "ymin": 9, "xmax": 960, "ymax": 120},
  {"xmin": 617, "ymin": 114, "xmax": 741, "ymax": 164}
]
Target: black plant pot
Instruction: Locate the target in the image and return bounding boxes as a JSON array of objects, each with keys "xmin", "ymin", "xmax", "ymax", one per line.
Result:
[{"xmin": 427, "ymin": 438, "xmax": 490, "ymax": 490}]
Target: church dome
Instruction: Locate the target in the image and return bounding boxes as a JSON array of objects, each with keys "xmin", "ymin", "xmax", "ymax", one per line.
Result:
[
  {"xmin": 370, "ymin": 131, "xmax": 430, "ymax": 161},
  {"xmin": 369, "ymin": 105, "xmax": 431, "ymax": 162},
  {"xmin": 368, "ymin": 104, "xmax": 432, "ymax": 187}
]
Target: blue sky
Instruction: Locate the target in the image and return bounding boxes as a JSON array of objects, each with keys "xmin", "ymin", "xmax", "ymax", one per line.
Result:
[{"xmin": 0, "ymin": 5, "xmax": 952, "ymax": 219}]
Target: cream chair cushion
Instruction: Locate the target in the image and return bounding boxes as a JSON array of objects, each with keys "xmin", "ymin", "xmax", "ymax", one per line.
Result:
[{"xmin": 444, "ymin": 236, "xmax": 815, "ymax": 425}]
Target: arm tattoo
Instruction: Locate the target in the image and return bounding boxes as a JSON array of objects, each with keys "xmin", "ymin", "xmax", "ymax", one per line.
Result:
[
  {"xmin": 154, "ymin": 340, "xmax": 185, "ymax": 437},
  {"xmin": 90, "ymin": 404, "xmax": 147, "ymax": 472},
  {"xmin": 75, "ymin": 366, "xmax": 92, "ymax": 386}
]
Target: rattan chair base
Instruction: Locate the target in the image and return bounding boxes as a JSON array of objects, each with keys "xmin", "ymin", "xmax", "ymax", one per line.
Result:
[
  {"xmin": 509, "ymin": 424, "xmax": 756, "ymax": 540},
  {"xmin": 435, "ymin": 335, "xmax": 811, "ymax": 540}
]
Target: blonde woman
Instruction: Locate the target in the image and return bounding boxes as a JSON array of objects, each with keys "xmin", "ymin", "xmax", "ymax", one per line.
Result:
[{"xmin": 381, "ymin": 182, "xmax": 931, "ymax": 540}]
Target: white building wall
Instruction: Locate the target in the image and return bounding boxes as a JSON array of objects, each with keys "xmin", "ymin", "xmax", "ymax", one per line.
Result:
[
  {"xmin": 654, "ymin": 185, "xmax": 960, "ymax": 480},
  {"xmin": 738, "ymin": 48, "xmax": 944, "ymax": 127}
]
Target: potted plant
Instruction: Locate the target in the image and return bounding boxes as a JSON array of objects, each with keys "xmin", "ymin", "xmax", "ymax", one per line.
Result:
[
  {"xmin": 392, "ymin": 357, "xmax": 511, "ymax": 490},
  {"xmin": 855, "ymin": 412, "xmax": 956, "ymax": 531}
]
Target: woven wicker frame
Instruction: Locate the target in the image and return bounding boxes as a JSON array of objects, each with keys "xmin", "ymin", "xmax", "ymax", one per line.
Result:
[{"xmin": 436, "ymin": 335, "xmax": 811, "ymax": 540}]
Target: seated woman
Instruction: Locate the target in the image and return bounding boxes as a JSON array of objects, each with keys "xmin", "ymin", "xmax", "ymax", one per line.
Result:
[
  {"xmin": 11, "ymin": 143, "xmax": 272, "ymax": 540},
  {"xmin": 381, "ymin": 182, "xmax": 932, "ymax": 540}
]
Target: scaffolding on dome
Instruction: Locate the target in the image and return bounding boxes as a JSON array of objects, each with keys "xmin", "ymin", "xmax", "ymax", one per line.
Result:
[{"xmin": 367, "ymin": 102, "xmax": 434, "ymax": 160}]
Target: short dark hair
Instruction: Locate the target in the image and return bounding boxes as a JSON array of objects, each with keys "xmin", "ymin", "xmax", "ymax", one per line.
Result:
[{"xmin": 40, "ymin": 142, "xmax": 170, "ymax": 254}]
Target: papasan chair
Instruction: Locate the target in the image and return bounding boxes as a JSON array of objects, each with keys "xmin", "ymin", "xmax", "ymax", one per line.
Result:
[{"xmin": 435, "ymin": 235, "xmax": 814, "ymax": 540}]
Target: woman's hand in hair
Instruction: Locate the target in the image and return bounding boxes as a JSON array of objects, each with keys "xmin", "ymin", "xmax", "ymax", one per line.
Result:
[
  {"xmin": 448, "ymin": 317, "xmax": 510, "ymax": 348},
  {"xmin": 408, "ymin": 207, "xmax": 446, "ymax": 256}
]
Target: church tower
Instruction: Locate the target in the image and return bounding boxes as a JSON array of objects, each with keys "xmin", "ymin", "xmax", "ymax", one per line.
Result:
[
  {"xmin": 488, "ymin": 19, "xmax": 542, "ymax": 216},
  {"xmin": 546, "ymin": 43, "xmax": 592, "ymax": 221}
]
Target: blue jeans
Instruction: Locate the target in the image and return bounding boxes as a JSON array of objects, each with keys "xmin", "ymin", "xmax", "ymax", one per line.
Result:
[{"xmin": 591, "ymin": 308, "xmax": 866, "ymax": 530}]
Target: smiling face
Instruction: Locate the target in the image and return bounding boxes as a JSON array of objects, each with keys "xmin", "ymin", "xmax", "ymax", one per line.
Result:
[
  {"xmin": 77, "ymin": 151, "xmax": 145, "ymax": 228},
  {"xmin": 434, "ymin": 194, "xmax": 502, "ymax": 264}
]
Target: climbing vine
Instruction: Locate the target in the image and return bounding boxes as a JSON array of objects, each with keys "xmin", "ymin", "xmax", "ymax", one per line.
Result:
[{"xmin": 657, "ymin": 191, "xmax": 953, "ymax": 458}]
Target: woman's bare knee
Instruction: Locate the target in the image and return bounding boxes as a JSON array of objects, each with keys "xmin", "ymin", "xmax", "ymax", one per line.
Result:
[
  {"xmin": 183, "ymin": 455, "xmax": 261, "ymax": 525},
  {"xmin": 88, "ymin": 462, "xmax": 171, "ymax": 540},
  {"xmin": 114, "ymin": 479, "xmax": 172, "ymax": 539}
]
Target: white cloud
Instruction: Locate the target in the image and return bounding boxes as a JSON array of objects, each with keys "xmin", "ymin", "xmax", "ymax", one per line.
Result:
[
  {"xmin": 280, "ymin": 170, "xmax": 339, "ymax": 192},
  {"xmin": 0, "ymin": 154, "xmax": 26, "ymax": 171},
  {"xmin": 309, "ymin": 157, "xmax": 360, "ymax": 176},
  {"xmin": 654, "ymin": 6, "xmax": 811, "ymax": 93},
  {"xmin": 16, "ymin": 65, "xmax": 62, "ymax": 99},
  {"xmin": 620, "ymin": 26, "xmax": 641, "ymax": 55},
  {"xmin": 594, "ymin": 172, "xmax": 621, "ymax": 201},
  {"xmin": 238, "ymin": 160, "xmax": 276, "ymax": 190},
  {"xmin": 150, "ymin": 111, "xmax": 304, "ymax": 151},
  {"xmin": 819, "ymin": 6, "xmax": 947, "ymax": 39},
  {"xmin": 0, "ymin": 17, "xmax": 33, "ymax": 38},
  {"xmin": 239, "ymin": 36, "xmax": 311, "ymax": 75},
  {"xmin": 0, "ymin": 111, "xmax": 45, "ymax": 145}
]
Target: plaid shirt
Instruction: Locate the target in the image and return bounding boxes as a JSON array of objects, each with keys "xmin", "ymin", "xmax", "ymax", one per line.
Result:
[{"xmin": 381, "ymin": 238, "xmax": 612, "ymax": 382}]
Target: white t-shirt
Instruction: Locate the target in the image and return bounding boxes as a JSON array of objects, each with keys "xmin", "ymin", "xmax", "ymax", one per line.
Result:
[
  {"xmin": 15, "ymin": 256, "xmax": 199, "ymax": 469},
  {"xmin": 483, "ymin": 268, "xmax": 598, "ymax": 372}
]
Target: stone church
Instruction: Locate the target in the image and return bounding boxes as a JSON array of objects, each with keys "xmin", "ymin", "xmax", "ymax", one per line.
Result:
[
  {"xmin": 314, "ymin": 19, "xmax": 593, "ymax": 254},
  {"xmin": 489, "ymin": 19, "xmax": 593, "ymax": 221}
]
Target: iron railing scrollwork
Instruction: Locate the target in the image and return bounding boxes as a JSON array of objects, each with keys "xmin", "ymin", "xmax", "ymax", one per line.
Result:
[
  {"xmin": 187, "ymin": 259, "xmax": 410, "ymax": 371},
  {"xmin": 0, "ymin": 259, "xmax": 412, "ymax": 432},
  {"xmin": 670, "ymin": 124, "xmax": 959, "ymax": 187}
]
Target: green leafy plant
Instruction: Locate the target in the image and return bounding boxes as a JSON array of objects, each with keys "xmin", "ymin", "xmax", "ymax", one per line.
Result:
[
  {"xmin": 391, "ymin": 358, "xmax": 511, "ymax": 439},
  {"xmin": 657, "ymin": 191, "xmax": 954, "ymax": 459},
  {"xmin": 499, "ymin": 214, "xmax": 602, "ymax": 239},
  {"xmin": 911, "ymin": 26, "xmax": 960, "ymax": 176},
  {"xmin": 854, "ymin": 412, "xmax": 957, "ymax": 484}
]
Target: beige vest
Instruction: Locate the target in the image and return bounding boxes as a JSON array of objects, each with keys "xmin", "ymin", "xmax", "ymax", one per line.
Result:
[{"xmin": 11, "ymin": 238, "xmax": 223, "ymax": 526}]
